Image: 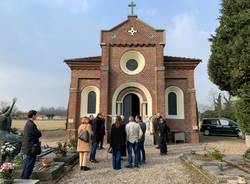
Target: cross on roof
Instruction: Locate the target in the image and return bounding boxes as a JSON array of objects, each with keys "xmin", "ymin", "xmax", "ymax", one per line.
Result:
[{"xmin": 128, "ymin": 1, "xmax": 136, "ymax": 16}]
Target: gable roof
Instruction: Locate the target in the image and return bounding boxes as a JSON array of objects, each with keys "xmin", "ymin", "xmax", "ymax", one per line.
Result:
[{"xmin": 101, "ymin": 15, "xmax": 164, "ymax": 32}]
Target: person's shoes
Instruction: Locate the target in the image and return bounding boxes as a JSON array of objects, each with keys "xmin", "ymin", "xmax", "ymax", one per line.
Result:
[
  {"xmin": 160, "ymin": 153, "xmax": 167, "ymax": 156},
  {"xmin": 83, "ymin": 166, "xmax": 91, "ymax": 171},
  {"xmin": 134, "ymin": 164, "xmax": 139, "ymax": 168},
  {"xmin": 125, "ymin": 165, "xmax": 133, "ymax": 169},
  {"xmin": 90, "ymin": 159, "xmax": 99, "ymax": 163},
  {"xmin": 121, "ymin": 158, "xmax": 124, "ymax": 161},
  {"xmin": 80, "ymin": 166, "xmax": 84, "ymax": 170},
  {"xmin": 156, "ymin": 146, "xmax": 160, "ymax": 149}
]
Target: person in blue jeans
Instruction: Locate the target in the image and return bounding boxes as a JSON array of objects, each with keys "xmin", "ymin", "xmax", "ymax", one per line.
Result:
[
  {"xmin": 89, "ymin": 113, "xmax": 103, "ymax": 163},
  {"xmin": 110, "ymin": 116, "xmax": 126, "ymax": 170},
  {"xmin": 125, "ymin": 116, "xmax": 143, "ymax": 168},
  {"xmin": 127, "ymin": 141, "xmax": 139, "ymax": 167},
  {"xmin": 136, "ymin": 115, "xmax": 146, "ymax": 164},
  {"xmin": 21, "ymin": 110, "xmax": 42, "ymax": 179}
]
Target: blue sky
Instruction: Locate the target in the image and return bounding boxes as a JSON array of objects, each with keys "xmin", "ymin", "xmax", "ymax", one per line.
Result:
[{"xmin": 0, "ymin": 0, "xmax": 222, "ymax": 111}]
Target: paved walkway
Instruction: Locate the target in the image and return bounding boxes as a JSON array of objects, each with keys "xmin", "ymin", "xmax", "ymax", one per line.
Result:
[{"xmin": 59, "ymin": 144, "xmax": 210, "ymax": 184}]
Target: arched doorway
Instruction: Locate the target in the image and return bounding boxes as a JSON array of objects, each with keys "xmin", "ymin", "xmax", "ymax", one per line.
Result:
[
  {"xmin": 112, "ymin": 82, "xmax": 153, "ymax": 122},
  {"xmin": 123, "ymin": 93, "xmax": 140, "ymax": 122}
]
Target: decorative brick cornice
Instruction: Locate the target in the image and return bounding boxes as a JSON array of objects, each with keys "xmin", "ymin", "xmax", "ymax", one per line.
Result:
[
  {"xmin": 110, "ymin": 43, "xmax": 156, "ymax": 47},
  {"xmin": 165, "ymin": 61, "xmax": 199, "ymax": 70}
]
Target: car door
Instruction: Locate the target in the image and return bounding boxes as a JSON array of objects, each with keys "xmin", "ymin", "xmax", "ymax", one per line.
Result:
[
  {"xmin": 229, "ymin": 121, "xmax": 239, "ymax": 135},
  {"xmin": 210, "ymin": 119, "xmax": 221, "ymax": 134},
  {"xmin": 219, "ymin": 119, "xmax": 232, "ymax": 134}
]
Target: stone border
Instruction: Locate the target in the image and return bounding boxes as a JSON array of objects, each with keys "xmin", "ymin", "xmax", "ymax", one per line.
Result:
[
  {"xmin": 224, "ymin": 160, "xmax": 250, "ymax": 174},
  {"xmin": 180, "ymin": 155, "xmax": 216, "ymax": 184},
  {"xmin": 180, "ymin": 154, "xmax": 250, "ymax": 183}
]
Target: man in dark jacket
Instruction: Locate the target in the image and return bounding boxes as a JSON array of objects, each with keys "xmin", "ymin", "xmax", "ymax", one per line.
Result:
[
  {"xmin": 98, "ymin": 117, "xmax": 105, "ymax": 150},
  {"xmin": 21, "ymin": 110, "xmax": 42, "ymax": 179},
  {"xmin": 89, "ymin": 113, "xmax": 103, "ymax": 162}
]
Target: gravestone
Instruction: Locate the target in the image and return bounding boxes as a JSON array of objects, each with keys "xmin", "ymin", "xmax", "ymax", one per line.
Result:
[
  {"xmin": 16, "ymin": 162, "xmax": 65, "ymax": 183},
  {"xmin": 54, "ymin": 152, "xmax": 78, "ymax": 166}
]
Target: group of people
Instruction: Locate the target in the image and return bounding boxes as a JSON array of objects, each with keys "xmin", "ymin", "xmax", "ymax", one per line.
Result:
[
  {"xmin": 20, "ymin": 110, "xmax": 170, "ymax": 179},
  {"xmin": 110, "ymin": 115, "xmax": 146, "ymax": 170},
  {"xmin": 77, "ymin": 112, "xmax": 170, "ymax": 171},
  {"xmin": 77, "ymin": 114, "xmax": 147, "ymax": 171}
]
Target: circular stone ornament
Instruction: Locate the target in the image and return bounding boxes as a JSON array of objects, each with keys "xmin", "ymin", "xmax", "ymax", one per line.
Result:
[{"xmin": 120, "ymin": 51, "xmax": 145, "ymax": 75}]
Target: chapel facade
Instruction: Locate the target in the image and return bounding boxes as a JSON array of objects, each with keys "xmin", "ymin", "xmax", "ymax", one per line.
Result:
[{"xmin": 65, "ymin": 10, "xmax": 201, "ymax": 143}]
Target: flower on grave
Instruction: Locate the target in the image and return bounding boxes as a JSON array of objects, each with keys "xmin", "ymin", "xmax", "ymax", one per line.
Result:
[
  {"xmin": 0, "ymin": 162, "xmax": 15, "ymax": 180},
  {"xmin": 0, "ymin": 143, "xmax": 16, "ymax": 156}
]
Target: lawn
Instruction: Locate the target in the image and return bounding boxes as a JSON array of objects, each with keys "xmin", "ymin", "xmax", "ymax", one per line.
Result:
[{"xmin": 12, "ymin": 119, "xmax": 66, "ymax": 131}]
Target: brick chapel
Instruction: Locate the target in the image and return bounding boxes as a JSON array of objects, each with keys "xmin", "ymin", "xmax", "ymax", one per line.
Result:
[{"xmin": 65, "ymin": 3, "xmax": 201, "ymax": 143}]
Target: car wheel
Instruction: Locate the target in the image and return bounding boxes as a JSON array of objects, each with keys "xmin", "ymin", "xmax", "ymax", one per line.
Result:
[{"xmin": 204, "ymin": 130, "xmax": 210, "ymax": 136}]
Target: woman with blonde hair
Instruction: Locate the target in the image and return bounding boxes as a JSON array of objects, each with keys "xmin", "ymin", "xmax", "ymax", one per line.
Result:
[
  {"xmin": 77, "ymin": 116, "xmax": 93, "ymax": 171},
  {"xmin": 110, "ymin": 116, "xmax": 126, "ymax": 170}
]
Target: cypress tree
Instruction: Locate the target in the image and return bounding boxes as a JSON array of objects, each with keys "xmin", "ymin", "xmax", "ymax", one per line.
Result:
[{"xmin": 208, "ymin": 0, "xmax": 250, "ymax": 133}]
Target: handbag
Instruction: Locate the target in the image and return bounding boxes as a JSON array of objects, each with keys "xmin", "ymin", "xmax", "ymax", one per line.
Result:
[{"xmin": 78, "ymin": 129, "xmax": 89, "ymax": 143}]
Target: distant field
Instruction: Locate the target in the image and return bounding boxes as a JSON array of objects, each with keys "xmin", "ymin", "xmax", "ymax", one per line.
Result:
[{"xmin": 12, "ymin": 120, "xmax": 66, "ymax": 131}]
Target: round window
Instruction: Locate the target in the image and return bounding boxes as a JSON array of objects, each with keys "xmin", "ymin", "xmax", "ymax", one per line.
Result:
[
  {"xmin": 120, "ymin": 51, "xmax": 145, "ymax": 75},
  {"xmin": 126, "ymin": 59, "xmax": 138, "ymax": 71}
]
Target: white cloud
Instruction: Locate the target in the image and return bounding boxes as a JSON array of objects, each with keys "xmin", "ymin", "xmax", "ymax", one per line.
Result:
[{"xmin": 166, "ymin": 13, "xmax": 221, "ymax": 107}]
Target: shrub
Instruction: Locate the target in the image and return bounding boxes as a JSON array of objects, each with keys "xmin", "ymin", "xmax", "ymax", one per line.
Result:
[
  {"xmin": 206, "ymin": 147, "xmax": 225, "ymax": 161},
  {"xmin": 244, "ymin": 148, "xmax": 250, "ymax": 160},
  {"xmin": 68, "ymin": 138, "xmax": 77, "ymax": 149}
]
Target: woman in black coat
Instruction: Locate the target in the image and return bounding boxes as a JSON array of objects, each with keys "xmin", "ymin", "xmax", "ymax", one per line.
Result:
[
  {"xmin": 110, "ymin": 116, "xmax": 125, "ymax": 170},
  {"xmin": 158, "ymin": 117, "xmax": 168, "ymax": 155}
]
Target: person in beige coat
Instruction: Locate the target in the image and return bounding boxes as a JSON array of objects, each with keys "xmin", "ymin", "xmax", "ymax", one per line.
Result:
[{"xmin": 77, "ymin": 116, "xmax": 93, "ymax": 171}]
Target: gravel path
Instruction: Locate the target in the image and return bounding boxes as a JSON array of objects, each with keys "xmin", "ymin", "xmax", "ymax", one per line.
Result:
[
  {"xmin": 59, "ymin": 144, "xmax": 210, "ymax": 184},
  {"xmin": 44, "ymin": 132, "xmax": 246, "ymax": 183}
]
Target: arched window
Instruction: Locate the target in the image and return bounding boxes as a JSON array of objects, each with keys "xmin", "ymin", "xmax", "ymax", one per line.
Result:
[
  {"xmin": 80, "ymin": 86, "xmax": 100, "ymax": 117},
  {"xmin": 165, "ymin": 86, "xmax": 185, "ymax": 119},
  {"xmin": 87, "ymin": 91, "xmax": 96, "ymax": 114},
  {"xmin": 168, "ymin": 92, "xmax": 177, "ymax": 115}
]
